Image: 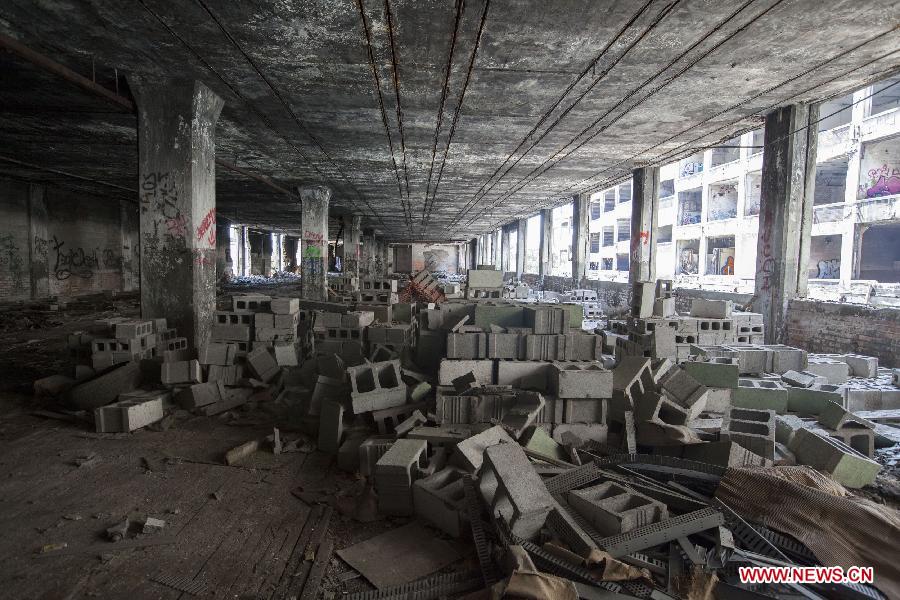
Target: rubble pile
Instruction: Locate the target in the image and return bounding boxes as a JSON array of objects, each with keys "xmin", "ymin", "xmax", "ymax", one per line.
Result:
[{"xmin": 30, "ymin": 266, "xmax": 900, "ymax": 598}]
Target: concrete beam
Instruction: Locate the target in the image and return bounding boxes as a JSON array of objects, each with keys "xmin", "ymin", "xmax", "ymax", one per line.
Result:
[
  {"xmin": 343, "ymin": 214, "xmax": 361, "ymax": 284},
  {"xmin": 630, "ymin": 167, "xmax": 660, "ymax": 284},
  {"xmin": 572, "ymin": 194, "xmax": 589, "ymax": 285},
  {"xmin": 299, "ymin": 185, "xmax": 330, "ymax": 300},
  {"xmin": 754, "ymin": 103, "xmax": 819, "ymax": 343},
  {"xmin": 130, "ymin": 77, "xmax": 224, "ymax": 350}
]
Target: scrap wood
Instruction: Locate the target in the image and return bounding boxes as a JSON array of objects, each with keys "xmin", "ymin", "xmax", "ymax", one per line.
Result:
[
  {"xmin": 35, "ymin": 536, "xmax": 177, "ymax": 557},
  {"xmin": 223, "ymin": 438, "xmax": 263, "ymax": 465},
  {"xmin": 715, "ymin": 466, "xmax": 900, "ymax": 599}
]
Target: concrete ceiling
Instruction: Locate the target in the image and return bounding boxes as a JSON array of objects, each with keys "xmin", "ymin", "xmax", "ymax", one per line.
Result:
[{"xmin": 0, "ymin": 0, "xmax": 898, "ymax": 241}]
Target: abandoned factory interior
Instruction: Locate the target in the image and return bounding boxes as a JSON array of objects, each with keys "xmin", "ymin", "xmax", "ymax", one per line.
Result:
[{"xmin": 2, "ymin": 1, "xmax": 900, "ymax": 599}]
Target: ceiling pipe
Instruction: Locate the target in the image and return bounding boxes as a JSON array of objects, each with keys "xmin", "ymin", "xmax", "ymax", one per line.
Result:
[{"xmin": 0, "ymin": 32, "xmax": 296, "ymax": 200}]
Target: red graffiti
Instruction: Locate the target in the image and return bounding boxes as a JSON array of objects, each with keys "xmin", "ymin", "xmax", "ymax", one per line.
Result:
[
  {"xmin": 304, "ymin": 230, "xmax": 324, "ymax": 244},
  {"xmin": 639, "ymin": 230, "xmax": 650, "ymax": 245},
  {"xmin": 196, "ymin": 208, "xmax": 216, "ymax": 246},
  {"xmin": 165, "ymin": 214, "xmax": 187, "ymax": 238}
]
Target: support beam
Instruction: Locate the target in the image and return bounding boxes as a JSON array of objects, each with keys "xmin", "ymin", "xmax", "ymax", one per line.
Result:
[
  {"xmin": 630, "ymin": 167, "xmax": 660, "ymax": 284},
  {"xmin": 131, "ymin": 77, "xmax": 223, "ymax": 350},
  {"xmin": 344, "ymin": 215, "xmax": 361, "ymax": 285},
  {"xmin": 28, "ymin": 184, "xmax": 49, "ymax": 299},
  {"xmin": 299, "ymin": 185, "xmax": 331, "ymax": 301},
  {"xmin": 538, "ymin": 209, "xmax": 552, "ymax": 277},
  {"xmin": 516, "ymin": 219, "xmax": 527, "ymax": 279},
  {"xmin": 571, "ymin": 194, "xmax": 589, "ymax": 285},
  {"xmin": 754, "ymin": 103, "xmax": 819, "ymax": 343},
  {"xmin": 361, "ymin": 227, "xmax": 375, "ymax": 278}
]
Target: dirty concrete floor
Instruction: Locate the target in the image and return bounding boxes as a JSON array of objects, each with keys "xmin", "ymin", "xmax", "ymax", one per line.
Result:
[{"xmin": 0, "ymin": 294, "xmax": 474, "ymax": 599}]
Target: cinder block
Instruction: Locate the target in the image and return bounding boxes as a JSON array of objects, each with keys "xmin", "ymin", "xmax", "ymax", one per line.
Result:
[
  {"xmin": 210, "ymin": 323, "xmax": 252, "ymax": 342},
  {"xmin": 781, "ymin": 370, "xmax": 824, "ymax": 389},
  {"xmin": 358, "ymin": 436, "xmax": 395, "ymax": 477},
  {"xmin": 376, "ymin": 438, "xmax": 428, "ymax": 516},
  {"xmin": 232, "ymin": 294, "xmax": 272, "ymax": 312},
  {"xmin": 568, "ymin": 482, "xmax": 667, "ymax": 537},
  {"xmin": 342, "ymin": 311, "xmax": 375, "ymax": 328},
  {"xmin": 524, "ymin": 306, "xmax": 569, "ymax": 334},
  {"xmin": 733, "ymin": 379, "xmax": 788, "ymax": 413},
  {"xmin": 246, "ymin": 346, "xmax": 279, "ymax": 382},
  {"xmin": 659, "ymin": 367, "xmax": 708, "ymax": 418},
  {"xmin": 348, "ymin": 360, "xmax": 406, "ymax": 414},
  {"xmin": 722, "ymin": 407, "xmax": 775, "ymax": 461},
  {"xmin": 452, "ymin": 425, "xmax": 515, "ymax": 472},
  {"xmin": 273, "ymin": 343, "xmax": 298, "ymax": 366},
  {"xmin": 500, "ymin": 391, "xmax": 546, "ymax": 438},
  {"xmin": 446, "ymin": 332, "xmax": 488, "ymax": 359},
  {"xmin": 805, "ymin": 356, "xmax": 850, "ymax": 384},
  {"xmin": 94, "ymin": 391, "xmax": 165, "ymax": 432},
  {"xmin": 477, "ymin": 442, "xmax": 554, "ymax": 540},
  {"xmin": 438, "ymin": 359, "xmax": 494, "ymax": 386},
  {"xmin": 199, "ymin": 342, "xmax": 237, "ymax": 366},
  {"xmin": 114, "ymin": 319, "xmax": 153, "ymax": 340},
  {"xmin": 563, "ymin": 398, "xmax": 607, "ymax": 424},
  {"xmin": 786, "ymin": 385, "xmax": 844, "ymax": 415},
  {"xmin": 413, "ymin": 467, "xmax": 467, "ymax": 537},
  {"xmin": 271, "ymin": 297, "xmax": 300, "ymax": 314},
  {"xmin": 788, "ymin": 428, "xmax": 880, "ymax": 488},
  {"xmin": 690, "ymin": 299, "xmax": 733, "ymax": 319},
  {"xmin": 176, "ymin": 381, "xmax": 222, "ymax": 409},
  {"xmin": 550, "ymin": 362, "xmax": 613, "ymax": 399},
  {"xmin": 683, "ymin": 358, "xmax": 739, "ymax": 388},
  {"xmin": 161, "ymin": 359, "xmax": 202, "ymax": 386},
  {"xmin": 841, "ymin": 354, "xmax": 878, "ymax": 378},
  {"xmin": 552, "ymin": 423, "xmax": 608, "ymax": 446},
  {"xmin": 318, "ymin": 400, "xmax": 345, "ymax": 454},
  {"xmin": 682, "ymin": 440, "xmax": 768, "ymax": 467},
  {"xmin": 467, "ymin": 268, "xmax": 504, "ymax": 288}
]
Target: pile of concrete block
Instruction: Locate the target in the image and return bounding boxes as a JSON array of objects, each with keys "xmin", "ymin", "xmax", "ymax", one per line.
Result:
[
  {"xmin": 465, "ymin": 268, "xmax": 504, "ymax": 299},
  {"xmin": 359, "ymin": 277, "xmax": 399, "ymax": 304},
  {"xmin": 87, "ymin": 318, "xmax": 167, "ymax": 370}
]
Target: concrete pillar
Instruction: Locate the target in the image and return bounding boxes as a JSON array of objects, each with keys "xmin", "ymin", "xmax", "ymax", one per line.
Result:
[
  {"xmin": 215, "ymin": 217, "xmax": 230, "ymax": 280},
  {"xmin": 361, "ymin": 228, "xmax": 375, "ymax": 277},
  {"xmin": 240, "ymin": 226, "xmax": 250, "ymax": 276},
  {"xmin": 500, "ymin": 227, "xmax": 510, "ymax": 272},
  {"xmin": 119, "ymin": 199, "xmax": 139, "ymax": 292},
  {"xmin": 754, "ymin": 103, "xmax": 819, "ymax": 343},
  {"xmin": 538, "ymin": 209, "xmax": 552, "ymax": 277},
  {"xmin": 131, "ymin": 78, "xmax": 224, "ymax": 350},
  {"xmin": 516, "ymin": 219, "xmax": 527, "ymax": 278},
  {"xmin": 27, "ymin": 184, "xmax": 49, "ymax": 299},
  {"xmin": 630, "ymin": 167, "xmax": 660, "ymax": 284},
  {"xmin": 299, "ymin": 185, "xmax": 330, "ymax": 300},
  {"xmin": 344, "ymin": 215, "xmax": 361, "ymax": 284},
  {"xmin": 571, "ymin": 194, "xmax": 589, "ymax": 285}
]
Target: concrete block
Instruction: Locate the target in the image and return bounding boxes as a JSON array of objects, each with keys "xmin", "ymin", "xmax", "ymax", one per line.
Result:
[
  {"xmin": 359, "ymin": 436, "xmax": 395, "ymax": 477},
  {"xmin": 733, "ymin": 379, "xmax": 788, "ymax": 413},
  {"xmin": 683, "ymin": 358, "xmax": 739, "ymax": 388},
  {"xmin": 467, "ymin": 269, "xmax": 504, "ymax": 288},
  {"xmin": 760, "ymin": 345, "xmax": 807, "ymax": 374},
  {"xmin": 161, "ymin": 359, "xmax": 202, "ymax": 386},
  {"xmin": 841, "ymin": 354, "xmax": 878, "ymax": 378},
  {"xmin": 446, "ymin": 332, "xmax": 487, "ymax": 359},
  {"xmin": 413, "ymin": 467, "xmax": 467, "ymax": 537},
  {"xmin": 781, "ymin": 370, "xmax": 823, "ymax": 389},
  {"xmin": 246, "ymin": 346, "xmax": 279, "ymax": 383},
  {"xmin": 659, "ymin": 367, "xmax": 708, "ymax": 418},
  {"xmin": 690, "ymin": 299, "xmax": 733, "ymax": 319},
  {"xmin": 563, "ymin": 398, "xmax": 607, "ymax": 424},
  {"xmin": 722, "ymin": 407, "xmax": 775, "ymax": 461},
  {"xmin": 550, "ymin": 362, "xmax": 613, "ymax": 399},
  {"xmin": 500, "ymin": 391, "xmax": 546, "ymax": 438},
  {"xmin": 704, "ymin": 387, "xmax": 733, "ymax": 413},
  {"xmin": 805, "ymin": 356, "xmax": 851, "ymax": 384},
  {"xmin": 376, "ymin": 438, "xmax": 429, "ymax": 516},
  {"xmin": 199, "ymin": 342, "xmax": 236, "ymax": 366},
  {"xmin": 114, "ymin": 319, "xmax": 153, "ymax": 340},
  {"xmin": 207, "ymin": 364, "xmax": 242, "ymax": 385},
  {"xmin": 552, "ymin": 423, "xmax": 608, "ymax": 447},
  {"xmin": 477, "ymin": 442, "xmax": 554, "ymax": 540},
  {"xmin": 371, "ymin": 401, "xmax": 429, "ymax": 434},
  {"xmin": 210, "ymin": 323, "xmax": 252, "ymax": 342},
  {"xmin": 568, "ymin": 482, "xmax": 667, "ymax": 537},
  {"xmin": 176, "ymin": 381, "xmax": 222, "ymax": 409},
  {"xmin": 273, "ymin": 343, "xmax": 298, "ymax": 366},
  {"xmin": 788, "ymin": 428, "xmax": 881, "ymax": 488},
  {"xmin": 681, "ymin": 440, "xmax": 768, "ymax": 467},
  {"xmin": 565, "ymin": 333, "xmax": 604, "ymax": 361},
  {"xmin": 408, "ymin": 425, "xmax": 475, "ymax": 446},
  {"xmin": 342, "ymin": 311, "xmax": 375, "ymax": 328},
  {"xmin": 255, "ymin": 313, "xmax": 275, "ymax": 329},
  {"xmin": 439, "ymin": 359, "xmax": 494, "ymax": 386},
  {"xmin": 786, "ymin": 385, "xmax": 844, "ymax": 415},
  {"xmin": 452, "ymin": 425, "xmax": 515, "ymax": 472},
  {"xmin": 94, "ymin": 392, "xmax": 164, "ymax": 432},
  {"xmin": 524, "ymin": 306, "xmax": 569, "ymax": 334},
  {"xmin": 521, "ymin": 426, "xmax": 567, "ymax": 461},
  {"xmin": 271, "ymin": 297, "xmax": 300, "ymax": 314},
  {"xmin": 232, "ymin": 294, "xmax": 272, "ymax": 312},
  {"xmin": 653, "ymin": 297, "xmax": 676, "ymax": 318},
  {"xmin": 318, "ymin": 400, "xmax": 345, "ymax": 454},
  {"xmin": 631, "ymin": 282, "xmax": 655, "ymax": 318},
  {"xmin": 348, "ymin": 360, "xmax": 406, "ymax": 414}
]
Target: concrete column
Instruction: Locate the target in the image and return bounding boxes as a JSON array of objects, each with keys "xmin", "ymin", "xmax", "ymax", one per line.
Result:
[
  {"xmin": 538, "ymin": 209, "xmax": 552, "ymax": 277},
  {"xmin": 215, "ymin": 217, "xmax": 230, "ymax": 280},
  {"xmin": 344, "ymin": 215, "xmax": 361, "ymax": 284},
  {"xmin": 361, "ymin": 227, "xmax": 375, "ymax": 277},
  {"xmin": 119, "ymin": 199, "xmax": 139, "ymax": 292},
  {"xmin": 131, "ymin": 78, "xmax": 224, "ymax": 350},
  {"xmin": 571, "ymin": 194, "xmax": 589, "ymax": 285},
  {"xmin": 516, "ymin": 219, "xmax": 527, "ymax": 278},
  {"xmin": 299, "ymin": 185, "xmax": 330, "ymax": 300},
  {"xmin": 754, "ymin": 103, "xmax": 819, "ymax": 343},
  {"xmin": 630, "ymin": 167, "xmax": 660, "ymax": 283},
  {"xmin": 240, "ymin": 226, "xmax": 250, "ymax": 276},
  {"xmin": 28, "ymin": 184, "xmax": 49, "ymax": 299},
  {"xmin": 384, "ymin": 241, "xmax": 393, "ymax": 274}
]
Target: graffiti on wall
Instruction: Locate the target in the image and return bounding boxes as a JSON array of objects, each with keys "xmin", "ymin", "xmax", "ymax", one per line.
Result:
[
  {"xmin": 0, "ymin": 234, "xmax": 25, "ymax": 290},
  {"xmin": 50, "ymin": 235, "xmax": 121, "ymax": 280},
  {"xmin": 860, "ymin": 164, "xmax": 900, "ymax": 198},
  {"xmin": 196, "ymin": 207, "xmax": 216, "ymax": 246},
  {"xmin": 817, "ymin": 259, "xmax": 840, "ymax": 279}
]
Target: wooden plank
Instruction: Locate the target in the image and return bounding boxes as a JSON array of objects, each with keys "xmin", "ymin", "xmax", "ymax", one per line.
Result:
[
  {"xmin": 270, "ymin": 505, "xmax": 325, "ymax": 600},
  {"xmin": 299, "ymin": 537, "xmax": 334, "ymax": 600},
  {"xmin": 283, "ymin": 506, "xmax": 333, "ymax": 599}
]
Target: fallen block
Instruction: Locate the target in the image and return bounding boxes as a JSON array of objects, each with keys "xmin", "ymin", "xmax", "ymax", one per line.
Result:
[
  {"xmin": 549, "ymin": 362, "xmax": 613, "ymax": 399},
  {"xmin": 841, "ymin": 354, "xmax": 878, "ymax": 378},
  {"xmin": 722, "ymin": 407, "xmax": 775, "ymax": 461},
  {"xmin": 413, "ymin": 467, "xmax": 467, "ymax": 537},
  {"xmin": 348, "ymin": 360, "xmax": 406, "ymax": 414},
  {"xmin": 568, "ymin": 481, "xmax": 668, "ymax": 537},
  {"xmin": 376, "ymin": 438, "xmax": 428, "ymax": 516},
  {"xmin": 788, "ymin": 428, "xmax": 881, "ymax": 488},
  {"xmin": 68, "ymin": 362, "xmax": 142, "ymax": 410},
  {"xmin": 781, "ymin": 370, "xmax": 823, "ymax": 389},
  {"xmin": 659, "ymin": 367, "xmax": 708, "ymax": 419},
  {"xmin": 246, "ymin": 347, "xmax": 279, "ymax": 382},
  {"xmin": 733, "ymin": 379, "xmax": 788, "ymax": 413},
  {"xmin": 683, "ymin": 358, "xmax": 739, "ymax": 389},
  {"xmin": 786, "ymin": 385, "xmax": 844, "ymax": 416},
  {"xmin": 94, "ymin": 390, "xmax": 165, "ymax": 432},
  {"xmin": 452, "ymin": 425, "xmax": 515, "ymax": 472}
]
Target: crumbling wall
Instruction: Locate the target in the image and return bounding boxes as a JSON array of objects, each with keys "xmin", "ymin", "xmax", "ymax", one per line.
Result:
[
  {"xmin": 0, "ymin": 176, "xmax": 138, "ymax": 301},
  {"xmin": 787, "ymin": 299, "xmax": 900, "ymax": 367}
]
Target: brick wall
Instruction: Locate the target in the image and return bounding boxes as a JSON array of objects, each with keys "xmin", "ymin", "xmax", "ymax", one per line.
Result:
[
  {"xmin": 787, "ymin": 299, "xmax": 900, "ymax": 368},
  {"xmin": 0, "ymin": 177, "xmax": 138, "ymax": 302}
]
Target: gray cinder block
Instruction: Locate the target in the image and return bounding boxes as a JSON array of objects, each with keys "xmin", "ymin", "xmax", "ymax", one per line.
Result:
[{"xmin": 568, "ymin": 481, "xmax": 667, "ymax": 537}]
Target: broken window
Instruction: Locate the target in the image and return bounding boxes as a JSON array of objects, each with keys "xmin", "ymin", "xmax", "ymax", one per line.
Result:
[
  {"xmin": 677, "ymin": 239, "xmax": 700, "ymax": 275},
  {"xmin": 809, "ymin": 235, "xmax": 842, "ymax": 280},
  {"xmin": 707, "ymin": 180, "xmax": 738, "ymax": 221},
  {"xmin": 678, "ymin": 187, "xmax": 702, "ymax": 225},
  {"xmin": 706, "ymin": 235, "xmax": 736, "ymax": 276},
  {"xmin": 745, "ymin": 172, "xmax": 762, "ymax": 216}
]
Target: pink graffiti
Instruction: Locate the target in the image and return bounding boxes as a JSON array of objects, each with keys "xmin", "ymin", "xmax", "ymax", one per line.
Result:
[
  {"xmin": 196, "ymin": 208, "xmax": 216, "ymax": 246},
  {"xmin": 303, "ymin": 230, "xmax": 324, "ymax": 244},
  {"xmin": 165, "ymin": 214, "xmax": 187, "ymax": 238},
  {"xmin": 865, "ymin": 174, "xmax": 900, "ymax": 198}
]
